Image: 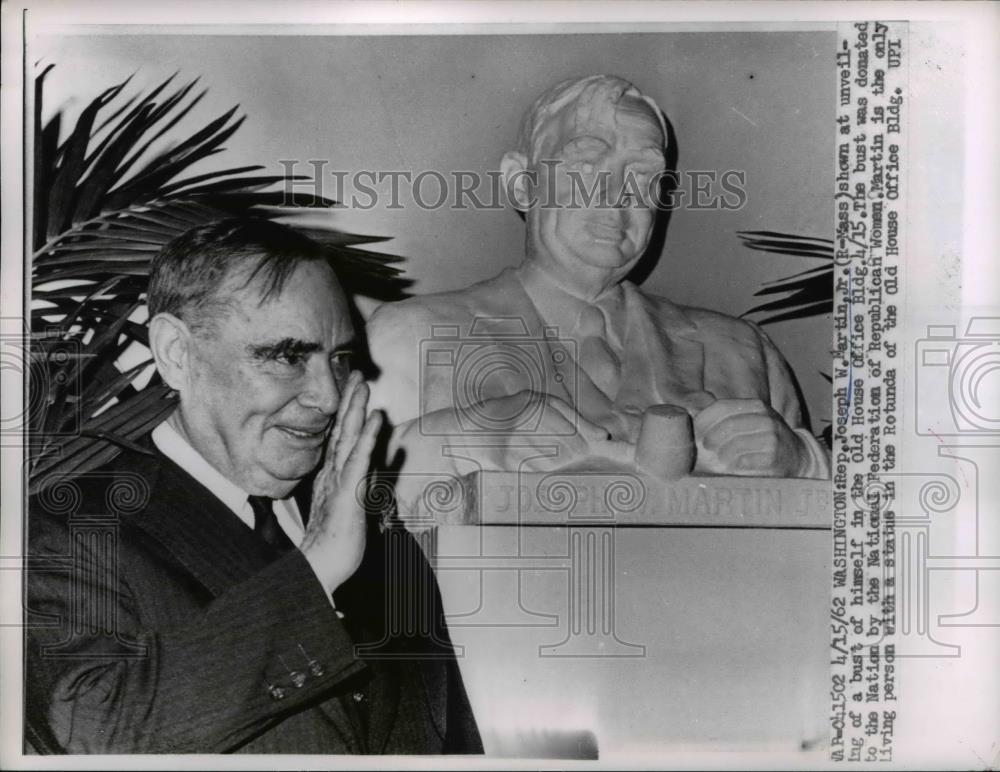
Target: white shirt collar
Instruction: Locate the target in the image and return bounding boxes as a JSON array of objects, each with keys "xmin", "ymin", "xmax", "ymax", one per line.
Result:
[{"xmin": 151, "ymin": 418, "xmax": 304, "ymax": 541}]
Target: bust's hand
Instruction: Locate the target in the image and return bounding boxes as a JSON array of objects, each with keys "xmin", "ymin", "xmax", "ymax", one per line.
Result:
[
  {"xmin": 300, "ymin": 372, "xmax": 383, "ymax": 596},
  {"xmin": 474, "ymin": 390, "xmax": 634, "ymax": 471},
  {"xmin": 691, "ymin": 398, "xmax": 808, "ymax": 478}
]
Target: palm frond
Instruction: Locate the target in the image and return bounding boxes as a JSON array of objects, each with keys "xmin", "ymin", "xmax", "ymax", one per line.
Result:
[
  {"xmin": 738, "ymin": 230, "xmax": 833, "ymax": 325},
  {"xmin": 30, "ymin": 382, "xmax": 177, "ymax": 494}
]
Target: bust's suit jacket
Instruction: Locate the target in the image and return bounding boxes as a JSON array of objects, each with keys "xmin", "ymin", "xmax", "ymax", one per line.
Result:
[
  {"xmin": 367, "ymin": 266, "xmax": 829, "ymax": 478},
  {"xmin": 25, "ymin": 443, "xmax": 482, "ymax": 755}
]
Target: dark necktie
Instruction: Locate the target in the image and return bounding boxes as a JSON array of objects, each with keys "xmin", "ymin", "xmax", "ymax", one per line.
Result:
[{"xmin": 247, "ymin": 496, "xmax": 296, "ymax": 553}]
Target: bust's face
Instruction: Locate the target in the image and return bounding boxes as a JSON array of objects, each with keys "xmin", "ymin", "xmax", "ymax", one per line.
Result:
[{"xmin": 527, "ymin": 95, "xmax": 666, "ymax": 285}]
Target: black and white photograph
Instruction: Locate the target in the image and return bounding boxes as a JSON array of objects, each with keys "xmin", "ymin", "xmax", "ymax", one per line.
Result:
[{"xmin": 1, "ymin": 2, "xmax": 997, "ymax": 768}]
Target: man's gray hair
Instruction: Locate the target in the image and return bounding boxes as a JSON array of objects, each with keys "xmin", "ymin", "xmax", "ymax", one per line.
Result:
[
  {"xmin": 514, "ymin": 74, "xmax": 668, "ymax": 162},
  {"xmin": 148, "ymin": 218, "xmax": 331, "ymax": 334}
]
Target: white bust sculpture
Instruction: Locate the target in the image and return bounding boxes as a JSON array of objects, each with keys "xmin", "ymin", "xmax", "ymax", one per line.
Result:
[{"xmin": 367, "ymin": 75, "xmax": 830, "ymax": 512}]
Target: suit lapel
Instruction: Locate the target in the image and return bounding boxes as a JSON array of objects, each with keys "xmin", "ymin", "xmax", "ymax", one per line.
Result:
[
  {"xmin": 125, "ymin": 450, "xmax": 275, "ymax": 597},
  {"xmin": 617, "ymin": 283, "xmax": 708, "ymax": 410}
]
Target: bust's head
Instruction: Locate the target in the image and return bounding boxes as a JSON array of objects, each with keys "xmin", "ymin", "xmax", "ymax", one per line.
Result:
[{"xmin": 501, "ymin": 75, "xmax": 668, "ymax": 296}]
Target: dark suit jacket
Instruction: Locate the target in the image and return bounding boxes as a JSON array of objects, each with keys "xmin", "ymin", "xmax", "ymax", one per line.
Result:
[{"xmin": 25, "ymin": 444, "xmax": 482, "ymax": 755}]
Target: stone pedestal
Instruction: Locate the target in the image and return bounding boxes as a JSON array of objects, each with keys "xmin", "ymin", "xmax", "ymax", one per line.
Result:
[{"xmin": 423, "ymin": 472, "xmax": 832, "ymax": 759}]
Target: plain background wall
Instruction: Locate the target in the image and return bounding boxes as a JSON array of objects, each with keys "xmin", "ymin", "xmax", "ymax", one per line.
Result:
[{"xmin": 34, "ymin": 30, "xmax": 834, "ymax": 431}]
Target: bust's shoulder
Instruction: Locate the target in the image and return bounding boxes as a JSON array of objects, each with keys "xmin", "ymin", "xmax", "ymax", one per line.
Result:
[
  {"xmin": 367, "ymin": 269, "xmax": 521, "ymax": 337},
  {"xmin": 630, "ymin": 283, "xmax": 762, "ymax": 345}
]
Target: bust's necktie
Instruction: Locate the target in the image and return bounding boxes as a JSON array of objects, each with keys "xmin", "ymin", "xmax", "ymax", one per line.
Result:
[
  {"xmin": 574, "ymin": 303, "xmax": 622, "ymax": 400},
  {"xmin": 247, "ymin": 496, "xmax": 296, "ymax": 554}
]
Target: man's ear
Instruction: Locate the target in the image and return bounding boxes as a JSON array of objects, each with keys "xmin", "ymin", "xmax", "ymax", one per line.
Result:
[
  {"xmin": 500, "ymin": 150, "xmax": 532, "ymax": 211},
  {"xmin": 148, "ymin": 312, "xmax": 193, "ymax": 393}
]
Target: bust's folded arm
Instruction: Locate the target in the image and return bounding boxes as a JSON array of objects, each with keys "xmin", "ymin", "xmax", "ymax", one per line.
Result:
[
  {"xmin": 752, "ymin": 321, "xmax": 832, "ymax": 480},
  {"xmin": 792, "ymin": 426, "xmax": 832, "ymax": 479},
  {"xmin": 26, "ymin": 517, "xmax": 365, "ymax": 754},
  {"xmin": 367, "ymin": 295, "xmax": 830, "ymax": 485}
]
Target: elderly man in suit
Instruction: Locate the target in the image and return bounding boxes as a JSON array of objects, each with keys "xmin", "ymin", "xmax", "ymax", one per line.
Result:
[
  {"xmin": 26, "ymin": 219, "xmax": 482, "ymax": 754},
  {"xmin": 367, "ymin": 75, "xmax": 829, "ymax": 497}
]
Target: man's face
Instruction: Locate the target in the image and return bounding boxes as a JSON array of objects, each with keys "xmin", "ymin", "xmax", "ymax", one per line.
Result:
[
  {"xmin": 528, "ymin": 95, "xmax": 666, "ymax": 284},
  {"xmin": 178, "ymin": 260, "xmax": 354, "ymax": 498}
]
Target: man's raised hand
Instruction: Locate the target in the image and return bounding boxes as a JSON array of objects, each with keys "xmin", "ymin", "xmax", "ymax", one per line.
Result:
[{"xmin": 300, "ymin": 371, "xmax": 384, "ymax": 596}]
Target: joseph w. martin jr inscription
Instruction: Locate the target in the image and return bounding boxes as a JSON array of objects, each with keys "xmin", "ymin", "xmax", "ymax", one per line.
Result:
[{"xmin": 391, "ymin": 471, "xmax": 832, "ymax": 528}]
